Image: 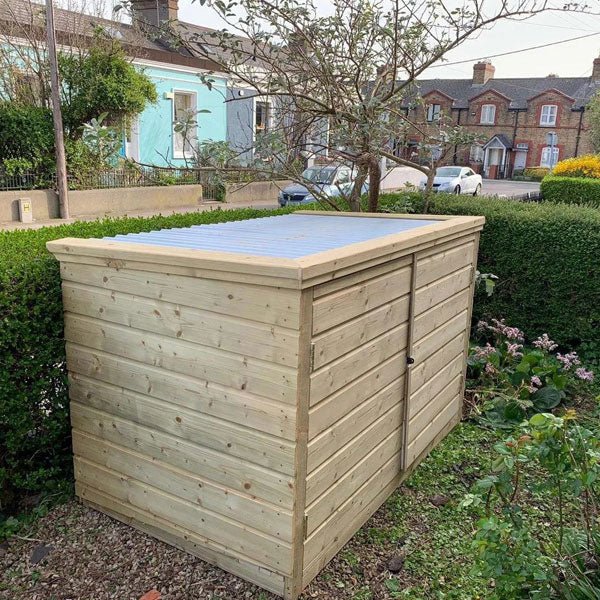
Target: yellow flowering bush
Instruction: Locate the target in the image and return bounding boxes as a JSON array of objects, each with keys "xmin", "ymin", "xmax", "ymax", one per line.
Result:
[{"xmin": 552, "ymin": 154, "xmax": 600, "ymax": 178}]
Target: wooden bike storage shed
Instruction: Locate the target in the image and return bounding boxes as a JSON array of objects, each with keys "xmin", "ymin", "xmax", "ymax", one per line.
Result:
[{"xmin": 47, "ymin": 211, "xmax": 484, "ymax": 599}]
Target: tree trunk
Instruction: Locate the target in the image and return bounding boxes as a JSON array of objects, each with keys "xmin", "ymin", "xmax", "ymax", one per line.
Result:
[
  {"xmin": 422, "ymin": 166, "xmax": 436, "ymax": 214},
  {"xmin": 349, "ymin": 165, "xmax": 368, "ymax": 212},
  {"xmin": 367, "ymin": 157, "xmax": 381, "ymax": 212}
]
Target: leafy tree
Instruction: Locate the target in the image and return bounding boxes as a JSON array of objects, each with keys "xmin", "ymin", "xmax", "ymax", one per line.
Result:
[
  {"xmin": 59, "ymin": 32, "xmax": 157, "ymax": 134},
  {"xmin": 586, "ymin": 91, "xmax": 600, "ymax": 153}
]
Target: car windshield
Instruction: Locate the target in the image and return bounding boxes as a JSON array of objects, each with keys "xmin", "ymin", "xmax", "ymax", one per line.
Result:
[
  {"xmin": 436, "ymin": 167, "xmax": 462, "ymax": 178},
  {"xmin": 302, "ymin": 167, "xmax": 337, "ymax": 184}
]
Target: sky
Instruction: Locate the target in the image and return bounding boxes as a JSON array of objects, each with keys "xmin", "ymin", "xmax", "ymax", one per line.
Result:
[{"xmin": 103, "ymin": 0, "xmax": 600, "ymax": 79}]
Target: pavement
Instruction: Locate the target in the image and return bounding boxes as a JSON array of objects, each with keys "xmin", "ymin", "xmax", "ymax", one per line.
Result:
[{"xmin": 1, "ymin": 179, "xmax": 541, "ymax": 231}]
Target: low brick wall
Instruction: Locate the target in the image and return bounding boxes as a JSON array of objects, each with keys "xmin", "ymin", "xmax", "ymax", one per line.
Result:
[
  {"xmin": 225, "ymin": 180, "xmax": 291, "ymax": 204},
  {"xmin": 0, "ymin": 184, "xmax": 203, "ymax": 222}
]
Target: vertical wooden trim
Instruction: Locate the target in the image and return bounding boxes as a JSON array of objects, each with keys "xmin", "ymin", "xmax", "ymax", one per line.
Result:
[
  {"xmin": 285, "ymin": 288, "xmax": 313, "ymax": 600},
  {"xmin": 461, "ymin": 232, "xmax": 481, "ymax": 393},
  {"xmin": 400, "ymin": 253, "xmax": 418, "ymax": 472}
]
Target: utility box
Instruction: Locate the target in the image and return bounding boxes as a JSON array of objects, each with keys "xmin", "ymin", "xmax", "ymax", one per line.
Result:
[
  {"xmin": 18, "ymin": 197, "xmax": 33, "ymax": 223},
  {"xmin": 47, "ymin": 211, "xmax": 484, "ymax": 599}
]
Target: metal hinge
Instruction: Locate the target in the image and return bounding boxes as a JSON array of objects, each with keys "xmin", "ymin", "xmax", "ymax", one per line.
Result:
[
  {"xmin": 309, "ymin": 344, "xmax": 315, "ymax": 371},
  {"xmin": 303, "ymin": 515, "xmax": 309, "ymax": 539}
]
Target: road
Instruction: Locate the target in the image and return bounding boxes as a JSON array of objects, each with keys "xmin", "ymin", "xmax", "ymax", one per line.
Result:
[{"xmin": 480, "ymin": 179, "xmax": 540, "ymax": 197}]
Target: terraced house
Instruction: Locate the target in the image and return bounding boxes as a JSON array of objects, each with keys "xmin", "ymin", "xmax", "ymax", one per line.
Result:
[{"xmin": 398, "ymin": 59, "xmax": 600, "ymax": 178}]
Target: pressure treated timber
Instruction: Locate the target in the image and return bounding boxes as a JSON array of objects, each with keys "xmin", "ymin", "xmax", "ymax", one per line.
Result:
[{"xmin": 48, "ymin": 211, "xmax": 483, "ymax": 599}]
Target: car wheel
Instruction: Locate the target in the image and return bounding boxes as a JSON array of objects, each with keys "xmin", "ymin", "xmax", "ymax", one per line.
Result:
[
  {"xmin": 473, "ymin": 184, "xmax": 481, "ymax": 196},
  {"xmin": 454, "ymin": 185, "xmax": 461, "ymax": 195}
]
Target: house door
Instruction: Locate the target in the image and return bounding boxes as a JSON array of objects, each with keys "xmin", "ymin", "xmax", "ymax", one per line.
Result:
[
  {"xmin": 125, "ymin": 117, "xmax": 140, "ymax": 162},
  {"xmin": 514, "ymin": 151, "xmax": 527, "ymax": 172},
  {"xmin": 485, "ymin": 148, "xmax": 504, "ymax": 179}
]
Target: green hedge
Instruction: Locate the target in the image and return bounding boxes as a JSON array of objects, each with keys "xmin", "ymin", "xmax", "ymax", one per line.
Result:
[
  {"xmin": 380, "ymin": 192, "xmax": 600, "ymax": 352},
  {"xmin": 0, "ymin": 207, "xmax": 294, "ymax": 521},
  {"xmin": 540, "ymin": 175, "xmax": 600, "ymax": 208}
]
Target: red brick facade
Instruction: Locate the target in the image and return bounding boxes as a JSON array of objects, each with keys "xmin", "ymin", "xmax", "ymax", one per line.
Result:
[{"xmin": 400, "ymin": 60, "xmax": 596, "ymax": 178}]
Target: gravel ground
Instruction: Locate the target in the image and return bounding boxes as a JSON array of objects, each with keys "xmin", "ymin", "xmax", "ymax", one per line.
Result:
[{"xmin": 0, "ymin": 498, "xmax": 412, "ymax": 600}]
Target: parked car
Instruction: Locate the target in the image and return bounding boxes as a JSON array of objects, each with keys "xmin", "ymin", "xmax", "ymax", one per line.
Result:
[
  {"xmin": 278, "ymin": 165, "xmax": 366, "ymax": 206},
  {"xmin": 419, "ymin": 166, "xmax": 482, "ymax": 195}
]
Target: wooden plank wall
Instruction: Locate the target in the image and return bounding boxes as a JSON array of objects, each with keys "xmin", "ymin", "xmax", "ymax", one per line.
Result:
[
  {"xmin": 302, "ymin": 258, "xmax": 411, "ymax": 587},
  {"xmin": 404, "ymin": 236, "xmax": 477, "ymax": 468},
  {"xmin": 60, "ymin": 261, "xmax": 304, "ymax": 596}
]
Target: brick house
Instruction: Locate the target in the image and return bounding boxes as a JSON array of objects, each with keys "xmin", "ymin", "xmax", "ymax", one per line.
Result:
[{"xmin": 398, "ymin": 59, "xmax": 600, "ymax": 178}]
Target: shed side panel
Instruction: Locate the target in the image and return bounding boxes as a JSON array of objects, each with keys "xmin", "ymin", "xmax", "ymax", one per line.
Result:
[
  {"xmin": 403, "ymin": 236, "xmax": 477, "ymax": 469},
  {"xmin": 61, "ymin": 260, "xmax": 302, "ymax": 584}
]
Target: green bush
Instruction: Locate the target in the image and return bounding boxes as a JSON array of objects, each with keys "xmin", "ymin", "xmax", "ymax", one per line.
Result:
[
  {"xmin": 0, "ymin": 207, "xmax": 294, "ymax": 523},
  {"xmin": 523, "ymin": 166, "xmax": 550, "ymax": 181},
  {"xmin": 379, "ymin": 192, "xmax": 600, "ymax": 352},
  {"xmin": 541, "ymin": 175, "xmax": 600, "ymax": 208}
]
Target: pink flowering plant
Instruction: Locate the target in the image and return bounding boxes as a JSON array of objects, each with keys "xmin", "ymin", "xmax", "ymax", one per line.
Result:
[{"xmin": 468, "ymin": 319, "xmax": 595, "ymax": 427}]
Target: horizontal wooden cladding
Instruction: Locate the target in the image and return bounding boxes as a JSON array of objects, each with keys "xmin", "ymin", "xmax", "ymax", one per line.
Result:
[
  {"xmin": 70, "ymin": 375, "xmax": 295, "ymax": 475},
  {"xmin": 413, "ymin": 288, "xmax": 470, "ymax": 344},
  {"xmin": 80, "ymin": 488, "xmax": 286, "ymax": 596},
  {"xmin": 310, "ymin": 325, "xmax": 408, "ymax": 406},
  {"xmin": 415, "ymin": 239, "xmax": 475, "ymax": 289},
  {"xmin": 62, "ymin": 283, "xmax": 299, "ymax": 367},
  {"xmin": 67, "ymin": 349, "xmax": 295, "ymax": 440},
  {"xmin": 406, "ymin": 386, "xmax": 462, "ymax": 467},
  {"xmin": 309, "ymin": 351, "xmax": 407, "ymax": 440},
  {"xmin": 73, "ymin": 431, "xmax": 292, "ymax": 542},
  {"xmin": 408, "ymin": 354, "xmax": 464, "ymax": 421},
  {"xmin": 407, "ymin": 373, "xmax": 463, "ymax": 445},
  {"xmin": 306, "ymin": 428, "xmax": 401, "ymax": 537},
  {"xmin": 312, "ymin": 264, "xmax": 412, "ymax": 334},
  {"xmin": 307, "ymin": 376, "xmax": 404, "ymax": 472},
  {"xmin": 306, "ymin": 403, "xmax": 403, "ymax": 505},
  {"xmin": 74, "ymin": 461, "xmax": 292, "ymax": 575},
  {"xmin": 311, "ymin": 294, "xmax": 410, "ymax": 370},
  {"xmin": 412, "ymin": 310, "xmax": 469, "ymax": 365},
  {"xmin": 71, "ymin": 403, "xmax": 295, "ymax": 508},
  {"xmin": 411, "ymin": 332, "xmax": 466, "ymax": 393},
  {"xmin": 304, "ymin": 453, "xmax": 400, "ymax": 567},
  {"xmin": 64, "ymin": 314, "xmax": 297, "ymax": 405},
  {"xmin": 414, "ymin": 265, "xmax": 472, "ymax": 317},
  {"xmin": 60, "ymin": 262, "xmax": 301, "ymax": 328}
]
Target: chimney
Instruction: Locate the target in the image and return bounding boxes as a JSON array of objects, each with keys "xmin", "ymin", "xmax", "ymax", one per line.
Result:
[
  {"xmin": 592, "ymin": 57, "xmax": 600, "ymax": 81},
  {"xmin": 472, "ymin": 60, "xmax": 495, "ymax": 85},
  {"xmin": 131, "ymin": 0, "xmax": 178, "ymax": 28}
]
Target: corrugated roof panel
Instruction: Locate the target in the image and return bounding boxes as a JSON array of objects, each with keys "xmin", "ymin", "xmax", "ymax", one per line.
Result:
[{"xmin": 103, "ymin": 214, "xmax": 438, "ymax": 259}]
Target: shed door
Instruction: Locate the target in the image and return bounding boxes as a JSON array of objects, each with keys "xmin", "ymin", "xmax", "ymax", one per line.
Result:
[{"xmin": 401, "ymin": 238, "xmax": 477, "ymax": 470}]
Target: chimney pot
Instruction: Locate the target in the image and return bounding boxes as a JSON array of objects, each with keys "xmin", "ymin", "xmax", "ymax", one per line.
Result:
[
  {"xmin": 472, "ymin": 60, "xmax": 495, "ymax": 85},
  {"xmin": 593, "ymin": 57, "xmax": 600, "ymax": 81}
]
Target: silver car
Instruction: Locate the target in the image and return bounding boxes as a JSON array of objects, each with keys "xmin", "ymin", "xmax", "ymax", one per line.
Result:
[
  {"xmin": 419, "ymin": 166, "xmax": 482, "ymax": 195},
  {"xmin": 278, "ymin": 165, "xmax": 361, "ymax": 206}
]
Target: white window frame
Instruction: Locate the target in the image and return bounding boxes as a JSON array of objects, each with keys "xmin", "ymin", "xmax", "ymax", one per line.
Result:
[
  {"xmin": 426, "ymin": 103, "xmax": 441, "ymax": 122},
  {"xmin": 540, "ymin": 146, "xmax": 559, "ymax": 167},
  {"xmin": 172, "ymin": 89, "xmax": 198, "ymax": 159},
  {"xmin": 480, "ymin": 104, "xmax": 496, "ymax": 125},
  {"xmin": 254, "ymin": 99, "xmax": 271, "ymax": 138},
  {"xmin": 470, "ymin": 144, "xmax": 484, "ymax": 162},
  {"xmin": 540, "ymin": 104, "xmax": 558, "ymax": 126}
]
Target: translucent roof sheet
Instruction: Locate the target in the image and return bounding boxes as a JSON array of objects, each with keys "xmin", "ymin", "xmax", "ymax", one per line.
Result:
[{"xmin": 104, "ymin": 214, "xmax": 438, "ymax": 259}]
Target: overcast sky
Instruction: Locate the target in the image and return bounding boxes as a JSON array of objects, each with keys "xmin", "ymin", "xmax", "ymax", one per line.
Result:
[{"xmin": 102, "ymin": 0, "xmax": 599, "ymax": 79}]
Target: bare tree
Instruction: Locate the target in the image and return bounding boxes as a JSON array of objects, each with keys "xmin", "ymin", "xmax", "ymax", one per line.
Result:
[{"xmin": 166, "ymin": 0, "xmax": 594, "ymax": 211}]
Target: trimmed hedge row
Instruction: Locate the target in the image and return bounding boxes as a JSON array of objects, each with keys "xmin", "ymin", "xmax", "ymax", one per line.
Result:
[
  {"xmin": 540, "ymin": 175, "xmax": 600, "ymax": 208},
  {"xmin": 380, "ymin": 192, "xmax": 600, "ymax": 351},
  {"xmin": 0, "ymin": 207, "xmax": 294, "ymax": 519}
]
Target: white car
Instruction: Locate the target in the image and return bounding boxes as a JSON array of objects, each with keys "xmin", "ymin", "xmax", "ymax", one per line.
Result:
[{"xmin": 419, "ymin": 166, "xmax": 482, "ymax": 195}]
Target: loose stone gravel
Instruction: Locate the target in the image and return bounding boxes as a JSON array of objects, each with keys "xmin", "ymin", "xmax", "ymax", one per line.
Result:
[{"xmin": 0, "ymin": 498, "xmax": 410, "ymax": 599}]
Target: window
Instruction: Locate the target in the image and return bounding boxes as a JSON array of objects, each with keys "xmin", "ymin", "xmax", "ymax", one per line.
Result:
[
  {"xmin": 540, "ymin": 104, "xmax": 558, "ymax": 126},
  {"xmin": 480, "ymin": 104, "xmax": 496, "ymax": 125},
  {"xmin": 255, "ymin": 101, "xmax": 270, "ymax": 137},
  {"xmin": 470, "ymin": 144, "xmax": 484, "ymax": 162},
  {"xmin": 426, "ymin": 104, "xmax": 441, "ymax": 122},
  {"xmin": 173, "ymin": 91, "xmax": 197, "ymax": 158},
  {"xmin": 540, "ymin": 146, "xmax": 559, "ymax": 167}
]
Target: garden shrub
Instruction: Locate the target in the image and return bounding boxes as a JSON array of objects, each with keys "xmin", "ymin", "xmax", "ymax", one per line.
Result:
[
  {"xmin": 540, "ymin": 175, "xmax": 600, "ymax": 208},
  {"xmin": 552, "ymin": 154, "xmax": 600, "ymax": 178},
  {"xmin": 523, "ymin": 166, "xmax": 550, "ymax": 181},
  {"xmin": 0, "ymin": 206, "xmax": 295, "ymax": 523},
  {"xmin": 379, "ymin": 192, "xmax": 600, "ymax": 353}
]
